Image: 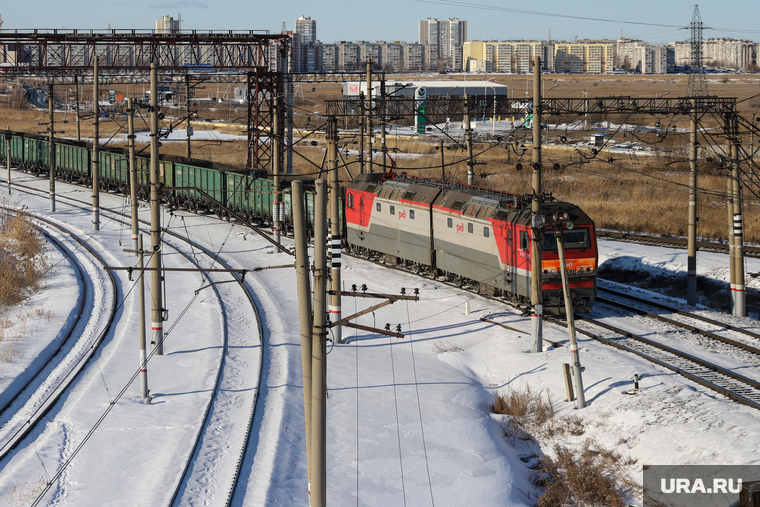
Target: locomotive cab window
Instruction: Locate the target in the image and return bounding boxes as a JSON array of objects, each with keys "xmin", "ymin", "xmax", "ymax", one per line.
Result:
[
  {"xmin": 376, "ymin": 202, "xmax": 381, "ymax": 212},
  {"xmin": 390, "ymin": 205, "xmax": 395, "ymax": 215},
  {"xmin": 520, "ymin": 231, "xmax": 529, "ymax": 250},
  {"xmin": 347, "ymin": 192, "xmax": 354, "ymax": 209},
  {"xmin": 467, "ymin": 223, "xmax": 473, "ymax": 233},
  {"xmin": 543, "ymin": 228, "xmax": 590, "ymax": 250},
  {"xmin": 409, "ymin": 210, "xmax": 415, "ymax": 219},
  {"xmin": 447, "ymin": 217, "xmax": 453, "ymax": 228},
  {"xmin": 483, "ymin": 227, "xmax": 490, "ymax": 238}
]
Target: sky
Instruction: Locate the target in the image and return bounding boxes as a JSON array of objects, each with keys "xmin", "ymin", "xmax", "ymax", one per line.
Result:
[{"xmin": 2, "ymin": 1, "xmax": 760, "ymax": 44}]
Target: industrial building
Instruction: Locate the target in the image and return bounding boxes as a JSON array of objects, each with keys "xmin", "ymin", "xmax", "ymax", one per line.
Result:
[{"xmin": 342, "ymin": 80, "xmax": 509, "ymax": 100}]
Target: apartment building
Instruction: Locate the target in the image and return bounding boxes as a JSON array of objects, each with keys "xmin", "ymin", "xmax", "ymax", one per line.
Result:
[
  {"xmin": 463, "ymin": 41, "xmax": 542, "ymax": 73},
  {"xmin": 155, "ymin": 15, "xmax": 180, "ymax": 34},
  {"xmin": 294, "ymin": 16, "xmax": 316, "ymax": 44},
  {"xmin": 554, "ymin": 41, "xmax": 614, "ymax": 74},
  {"xmin": 419, "ymin": 18, "xmax": 467, "ymax": 71},
  {"xmin": 672, "ymin": 38, "xmax": 754, "ymax": 70}
]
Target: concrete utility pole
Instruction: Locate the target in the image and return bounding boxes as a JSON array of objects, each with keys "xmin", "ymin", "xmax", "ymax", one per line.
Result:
[
  {"xmin": 440, "ymin": 139, "xmax": 446, "ymax": 181},
  {"xmin": 730, "ymin": 117, "xmax": 746, "ymax": 317},
  {"xmin": 185, "ymin": 74, "xmax": 192, "ymax": 159},
  {"xmin": 272, "ymin": 93, "xmax": 282, "ymax": 244},
  {"xmin": 92, "ymin": 58, "xmax": 100, "ymax": 231},
  {"xmin": 687, "ymin": 101, "xmax": 698, "ymax": 305},
  {"xmin": 728, "ymin": 155, "xmax": 735, "ymax": 310},
  {"xmin": 128, "ymin": 98, "xmax": 139, "ymax": 256},
  {"xmin": 553, "ymin": 215, "xmax": 586, "ymax": 409},
  {"xmin": 149, "ymin": 63, "xmax": 165, "ymax": 355},
  {"xmin": 287, "ymin": 76, "xmax": 294, "ymax": 174},
  {"xmin": 292, "ymin": 180, "xmax": 313, "ymax": 495},
  {"xmin": 530, "ymin": 55, "xmax": 544, "ymax": 353},
  {"xmin": 327, "ymin": 117, "xmax": 343, "ymax": 344},
  {"xmin": 5, "ymin": 128, "xmax": 11, "ymax": 194},
  {"xmin": 74, "ymin": 75, "xmax": 81, "ymax": 142},
  {"xmin": 311, "ymin": 179, "xmax": 328, "ymax": 507},
  {"xmin": 359, "ymin": 91, "xmax": 365, "ymax": 174},
  {"xmin": 464, "ymin": 93, "xmax": 474, "ymax": 186},
  {"xmin": 48, "ymin": 82, "xmax": 56, "ymax": 212},
  {"xmin": 137, "ymin": 234, "xmax": 150, "ymax": 402},
  {"xmin": 380, "ymin": 78, "xmax": 387, "ymax": 176},
  {"xmin": 366, "ymin": 60, "xmax": 373, "ymax": 174}
]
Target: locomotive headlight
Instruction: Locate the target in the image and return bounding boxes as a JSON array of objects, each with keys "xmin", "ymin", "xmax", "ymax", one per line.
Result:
[{"xmin": 566, "ymin": 220, "xmax": 574, "ymax": 230}]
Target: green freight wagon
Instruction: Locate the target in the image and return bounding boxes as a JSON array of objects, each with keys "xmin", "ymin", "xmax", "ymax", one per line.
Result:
[
  {"xmin": 173, "ymin": 162, "xmax": 226, "ymax": 215},
  {"xmin": 9, "ymin": 134, "xmax": 25, "ymax": 167},
  {"xmin": 225, "ymin": 171, "xmax": 252, "ymax": 220},
  {"xmin": 99, "ymin": 147, "xmax": 130, "ymax": 193},
  {"xmin": 21, "ymin": 135, "xmax": 50, "ymax": 175},
  {"xmin": 56, "ymin": 141, "xmax": 90, "ymax": 183}
]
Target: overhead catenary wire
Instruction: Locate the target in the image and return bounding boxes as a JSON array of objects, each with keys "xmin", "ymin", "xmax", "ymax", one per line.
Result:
[{"xmin": 405, "ymin": 298, "xmax": 436, "ymax": 507}]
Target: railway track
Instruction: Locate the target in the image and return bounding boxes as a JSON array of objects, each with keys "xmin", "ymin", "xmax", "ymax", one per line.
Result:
[
  {"xmin": 0, "ymin": 211, "xmax": 118, "ymax": 461},
  {"xmin": 0, "ymin": 221, "xmax": 87, "ymax": 417},
  {"xmin": 596, "ymin": 288, "xmax": 760, "ymax": 359},
  {"xmin": 550, "ymin": 314, "xmax": 760, "ymax": 410},
  {"xmin": 347, "ymin": 249, "xmax": 760, "ymax": 411},
  {"xmin": 597, "ymin": 230, "xmax": 760, "ymax": 258},
  {"xmin": 3, "ymin": 183, "xmax": 264, "ymax": 507}
]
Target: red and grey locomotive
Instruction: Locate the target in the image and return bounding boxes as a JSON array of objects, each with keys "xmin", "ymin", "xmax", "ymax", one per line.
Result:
[{"xmin": 345, "ymin": 173, "xmax": 597, "ymax": 314}]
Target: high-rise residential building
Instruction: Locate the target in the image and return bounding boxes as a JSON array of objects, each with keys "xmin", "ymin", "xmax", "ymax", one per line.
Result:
[
  {"xmin": 155, "ymin": 15, "xmax": 181, "ymax": 34},
  {"xmin": 463, "ymin": 41, "xmax": 544, "ymax": 73},
  {"xmin": 671, "ymin": 38, "xmax": 754, "ymax": 70},
  {"xmin": 418, "ymin": 17, "xmax": 467, "ymax": 71},
  {"xmin": 294, "ymin": 16, "xmax": 316, "ymax": 44},
  {"xmin": 464, "ymin": 40, "xmax": 613, "ymax": 74}
]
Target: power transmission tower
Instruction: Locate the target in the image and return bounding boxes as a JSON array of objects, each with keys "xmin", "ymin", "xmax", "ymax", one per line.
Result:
[{"xmin": 686, "ymin": 5, "xmax": 709, "ymax": 97}]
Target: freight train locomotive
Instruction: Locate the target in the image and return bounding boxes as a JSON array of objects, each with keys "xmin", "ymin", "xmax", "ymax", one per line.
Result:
[{"xmin": 344, "ymin": 173, "xmax": 598, "ymax": 314}]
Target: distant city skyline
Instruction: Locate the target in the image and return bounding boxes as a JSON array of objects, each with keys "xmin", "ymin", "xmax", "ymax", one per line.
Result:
[{"xmin": 1, "ymin": 1, "xmax": 759, "ymax": 44}]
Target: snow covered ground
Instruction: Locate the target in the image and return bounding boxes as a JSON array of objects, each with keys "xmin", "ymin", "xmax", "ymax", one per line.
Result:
[{"xmin": 1, "ymin": 172, "xmax": 760, "ymax": 506}]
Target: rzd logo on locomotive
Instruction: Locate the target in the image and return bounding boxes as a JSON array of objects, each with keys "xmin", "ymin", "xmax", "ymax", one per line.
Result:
[{"xmin": 456, "ymin": 223, "xmax": 464, "ymax": 233}]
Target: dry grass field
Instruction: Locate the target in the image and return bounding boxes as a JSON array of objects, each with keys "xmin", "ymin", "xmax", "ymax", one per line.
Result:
[{"xmin": 2, "ymin": 74, "xmax": 759, "ymax": 243}]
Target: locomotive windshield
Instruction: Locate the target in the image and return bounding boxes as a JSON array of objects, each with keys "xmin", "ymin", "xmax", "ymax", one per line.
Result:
[{"xmin": 543, "ymin": 228, "xmax": 591, "ymax": 250}]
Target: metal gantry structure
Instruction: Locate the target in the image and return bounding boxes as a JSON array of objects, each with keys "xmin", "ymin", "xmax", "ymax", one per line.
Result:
[
  {"xmin": 0, "ymin": 30, "xmax": 291, "ymax": 176},
  {"xmin": 0, "ymin": 29, "xmax": 281, "ymax": 76}
]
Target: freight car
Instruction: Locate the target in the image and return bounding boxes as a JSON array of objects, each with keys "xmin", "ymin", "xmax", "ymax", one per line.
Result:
[
  {"xmin": 344, "ymin": 172, "xmax": 597, "ymax": 314},
  {"xmin": 0, "ymin": 131, "xmax": 315, "ymax": 231}
]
